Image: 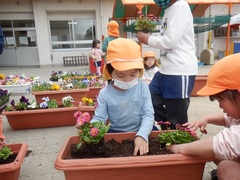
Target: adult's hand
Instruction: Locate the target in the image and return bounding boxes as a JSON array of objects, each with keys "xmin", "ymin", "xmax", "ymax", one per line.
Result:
[{"xmin": 137, "ymin": 32, "xmax": 150, "ymax": 45}]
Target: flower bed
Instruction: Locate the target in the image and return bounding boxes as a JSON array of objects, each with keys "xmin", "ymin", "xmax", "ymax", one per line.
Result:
[
  {"xmin": 2, "ymin": 96, "xmax": 80, "ymax": 130},
  {"xmin": 0, "ymin": 74, "xmax": 38, "ymax": 94}
]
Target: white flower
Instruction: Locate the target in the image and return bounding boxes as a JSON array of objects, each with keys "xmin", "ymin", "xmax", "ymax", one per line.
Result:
[{"xmin": 28, "ymin": 102, "xmax": 37, "ymax": 109}]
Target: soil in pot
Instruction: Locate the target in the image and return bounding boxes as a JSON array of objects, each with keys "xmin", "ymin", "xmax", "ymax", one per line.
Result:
[
  {"xmin": 0, "ymin": 154, "xmax": 17, "ymax": 165},
  {"xmin": 68, "ymin": 137, "xmax": 171, "ymax": 159}
]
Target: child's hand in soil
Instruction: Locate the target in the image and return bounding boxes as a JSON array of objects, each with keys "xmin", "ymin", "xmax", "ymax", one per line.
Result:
[{"xmin": 133, "ymin": 136, "xmax": 149, "ymax": 156}]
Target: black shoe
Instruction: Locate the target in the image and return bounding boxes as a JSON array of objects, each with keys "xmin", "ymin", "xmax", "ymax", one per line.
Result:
[{"xmin": 211, "ymin": 169, "xmax": 218, "ymax": 180}]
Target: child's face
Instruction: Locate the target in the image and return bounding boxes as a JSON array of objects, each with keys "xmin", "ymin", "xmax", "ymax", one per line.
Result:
[
  {"xmin": 112, "ymin": 69, "xmax": 139, "ymax": 82},
  {"xmin": 96, "ymin": 43, "xmax": 100, "ymax": 48},
  {"xmin": 218, "ymin": 98, "xmax": 240, "ymax": 119},
  {"xmin": 144, "ymin": 57, "xmax": 155, "ymax": 68}
]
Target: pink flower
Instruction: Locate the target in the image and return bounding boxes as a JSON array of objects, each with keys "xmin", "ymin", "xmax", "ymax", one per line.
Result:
[
  {"xmin": 157, "ymin": 121, "xmax": 163, "ymax": 125},
  {"xmin": 82, "ymin": 112, "xmax": 90, "ymax": 123},
  {"xmin": 90, "ymin": 127, "xmax": 99, "ymax": 136},
  {"xmin": 137, "ymin": 11, "xmax": 142, "ymax": 15},
  {"xmin": 164, "ymin": 121, "xmax": 171, "ymax": 125},
  {"xmin": 74, "ymin": 111, "xmax": 82, "ymax": 118},
  {"xmin": 190, "ymin": 130, "xmax": 197, "ymax": 137},
  {"xmin": 77, "ymin": 117, "xmax": 85, "ymax": 126}
]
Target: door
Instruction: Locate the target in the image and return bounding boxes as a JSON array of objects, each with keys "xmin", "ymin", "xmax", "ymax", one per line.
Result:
[{"xmin": 0, "ymin": 20, "xmax": 39, "ymax": 67}]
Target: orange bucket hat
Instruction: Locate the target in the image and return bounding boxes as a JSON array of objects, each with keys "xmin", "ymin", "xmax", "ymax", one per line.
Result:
[
  {"xmin": 107, "ymin": 20, "xmax": 119, "ymax": 37},
  {"xmin": 103, "ymin": 38, "xmax": 144, "ymax": 81},
  {"xmin": 197, "ymin": 53, "xmax": 240, "ymax": 96},
  {"xmin": 143, "ymin": 51, "xmax": 156, "ymax": 59}
]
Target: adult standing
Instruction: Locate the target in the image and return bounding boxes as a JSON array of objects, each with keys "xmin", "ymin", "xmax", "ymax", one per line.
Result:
[{"xmin": 137, "ymin": 0, "xmax": 198, "ymax": 130}]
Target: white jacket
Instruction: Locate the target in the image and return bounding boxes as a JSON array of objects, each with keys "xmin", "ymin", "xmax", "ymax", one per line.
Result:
[
  {"xmin": 213, "ymin": 114, "xmax": 240, "ymax": 160},
  {"xmin": 148, "ymin": 0, "xmax": 198, "ymax": 75}
]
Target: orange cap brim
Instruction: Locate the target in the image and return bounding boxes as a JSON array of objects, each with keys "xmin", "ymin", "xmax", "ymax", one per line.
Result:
[
  {"xmin": 197, "ymin": 86, "xmax": 226, "ymax": 96},
  {"xmin": 111, "ymin": 61, "xmax": 143, "ymax": 71}
]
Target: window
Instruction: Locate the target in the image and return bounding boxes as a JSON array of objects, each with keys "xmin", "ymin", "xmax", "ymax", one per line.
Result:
[
  {"xmin": 50, "ymin": 19, "xmax": 96, "ymax": 49},
  {"xmin": 0, "ymin": 20, "xmax": 37, "ymax": 48}
]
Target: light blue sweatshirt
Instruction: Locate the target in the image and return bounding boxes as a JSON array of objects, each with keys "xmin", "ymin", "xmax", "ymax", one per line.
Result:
[{"xmin": 91, "ymin": 80, "xmax": 155, "ymax": 142}]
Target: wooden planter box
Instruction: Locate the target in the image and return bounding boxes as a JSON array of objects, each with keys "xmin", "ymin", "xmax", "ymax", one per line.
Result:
[
  {"xmin": 32, "ymin": 88, "xmax": 89, "ymax": 103},
  {"xmin": 87, "ymin": 86, "xmax": 103, "ymax": 99},
  {"xmin": 191, "ymin": 75, "xmax": 208, "ymax": 97},
  {"xmin": 0, "ymin": 143, "xmax": 28, "ymax": 180},
  {"xmin": 55, "ymin": 131, "xmax": 213, "ymax": 180},
  {"xmin": 2, "ymin": 102, "xmax": 80, "ymax": 130}
]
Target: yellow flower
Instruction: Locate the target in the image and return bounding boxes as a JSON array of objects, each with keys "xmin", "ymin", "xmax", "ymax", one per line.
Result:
[
  {"xmin": 81, "ymin": 97, "xmax": 88, "ymax": 103},
  {"xmin": 0, "ymin": 74, "xmax": 5, "ymax": 80},
  {"xmin": 51, "ymin": 84, "xmax": 60, "ymax": 90},
  {"xmin": 88, "ymin": 98, "xmax": 93, "ymax": 104}
]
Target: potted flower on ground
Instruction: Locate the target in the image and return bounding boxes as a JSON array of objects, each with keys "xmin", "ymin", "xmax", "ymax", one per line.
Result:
[
  {"xmin": 55, "ymin": 112, "xmax": 213, "ymax": 180},
  {"xmin": 0, "ymin": 116, "xmax": 28, "ymax": 180},
  {"xmin": 2, "ymin": 96, "xmax": 80, "ymax": 130}
]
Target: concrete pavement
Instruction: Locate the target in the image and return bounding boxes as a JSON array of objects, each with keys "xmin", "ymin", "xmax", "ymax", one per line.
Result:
[{"xmin": 0, "ymin": 65, "xmax": 223, "ymax": 180}]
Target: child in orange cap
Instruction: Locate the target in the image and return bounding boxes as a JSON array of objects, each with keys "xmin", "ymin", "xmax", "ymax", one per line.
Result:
[
  {"xmin": 102, "ymin": 20, "xmax": 119, "ymax": 62},
  {"xmin": 91, "ymin": 38, "xmax": 155, "ymax": 156},
  {"xmin": 142, "ymin": 51, "xmax": 159, "ymax": 84},
  {"xmin": 168, "ymin": 53, "xmax": 240, "ymax": 179}
]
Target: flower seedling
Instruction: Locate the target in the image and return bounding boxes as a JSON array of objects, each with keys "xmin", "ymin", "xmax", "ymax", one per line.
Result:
[
  {"xmin": 0, "ymin": 140, "xmax": 13, "ymax": 160},
  {"xmin": 74, "ymin": 111, "xmax": 110, "ymax": 148},
  {"xmin": 81, "ymin": 97, "xmax": 95, "ymax": 106},
  {"xmin": 135, "ymin": 11, "xmax": 157, "ymax": 33},
  {"xmin": 62, "ymin": 96, "xmax": 74, "ymax": 107},
  {"xmin": 158, "ymin": 122, "xmax": 199, "ymax": 145}
]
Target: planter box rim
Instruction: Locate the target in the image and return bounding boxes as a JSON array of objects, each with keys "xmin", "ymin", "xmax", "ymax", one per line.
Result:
[
  {"xmin": 0, "ymin": 143, "xmax": 28, "ymax": 173},
  {"xmin": 55, "ymin": 133, "xmax": 214, "ymax": 171},
  {"xmin": 32, "ymin": 87, "xmax": 89, "ymax": 95}
]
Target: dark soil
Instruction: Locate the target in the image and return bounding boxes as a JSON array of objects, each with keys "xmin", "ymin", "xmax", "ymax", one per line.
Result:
[
  {"xmin": 67, "ymin": 137, "xmax": 171, "ymax": 159},
  {"xmin": 0, "ymin": 154, "xmax": 17, "ymax": 165}
]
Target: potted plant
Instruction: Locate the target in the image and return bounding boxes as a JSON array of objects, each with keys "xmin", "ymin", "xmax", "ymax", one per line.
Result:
[
  {"xmin": 0, "ymin": 89, "xmax": 10, "ymax": 114},
  {"xmin": 32, "ymin": 81, "xmax": 89, "ymax": 103},
  {"xmin": 55, "ymin": 112, "xmax": 213, "ymax": 180},
  {"xmin": 135, "ymin": 11, "xmax": 157, "ymax": 33},
  {"xmin": 0, "ymin": 116, "xmax": 28, "ymax": 180},
  {"xmin": 191, "ymin": 75, "xmax": 208, "ymax": 97},
  {"xmin": 2, "ymin": 95, "xmax": 80, "ymax": 130}
]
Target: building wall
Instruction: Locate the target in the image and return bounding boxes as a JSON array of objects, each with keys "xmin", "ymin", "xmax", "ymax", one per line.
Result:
[
  {"xmin": 0, "ymin": 1, "xmax": 240, "ymax": 67},
  {"xmin": 32, "ymin": 0, "xmax": 112, "ymax": 67}
]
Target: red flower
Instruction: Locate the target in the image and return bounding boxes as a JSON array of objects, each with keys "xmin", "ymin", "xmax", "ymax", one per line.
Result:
[{"xmin": 90, "ymin": 127, "xmax": 99, "ymax": 137}]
